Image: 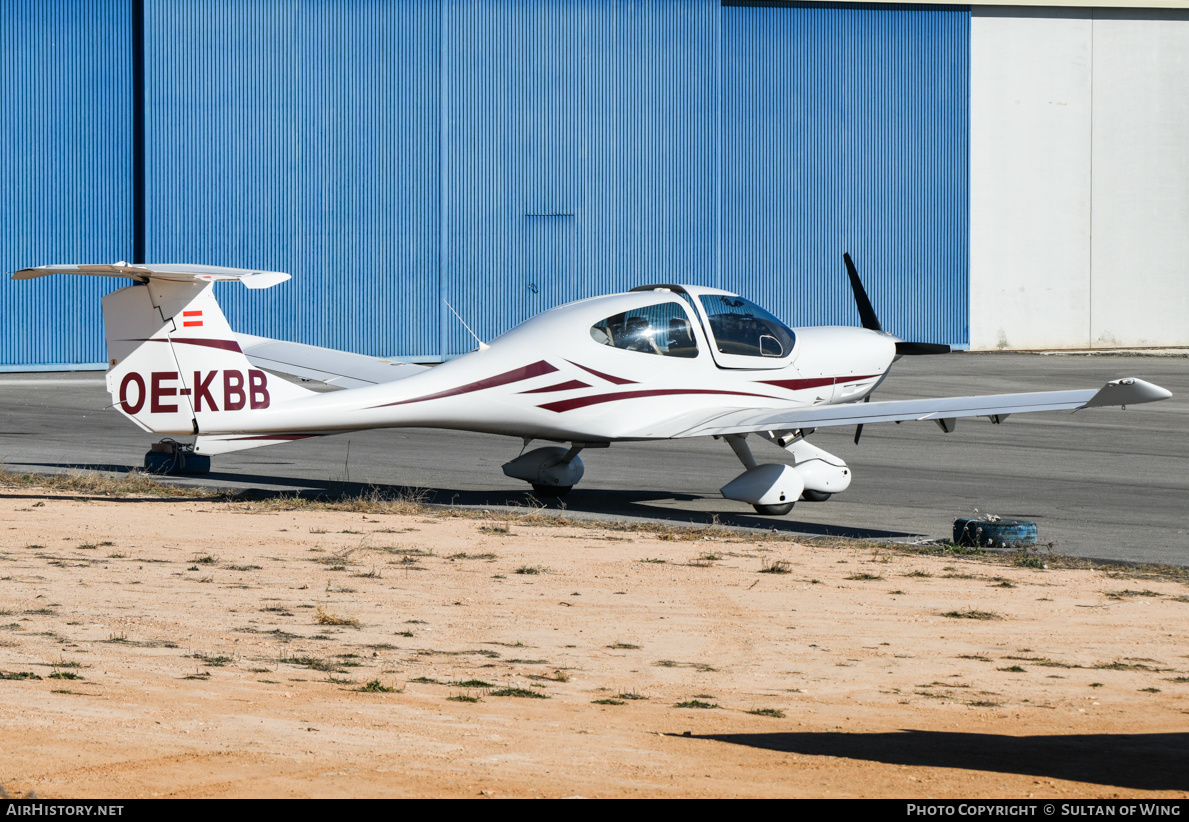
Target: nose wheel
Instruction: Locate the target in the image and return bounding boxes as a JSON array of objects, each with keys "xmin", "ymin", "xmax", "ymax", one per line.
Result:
[{"xmin": 753, "ymin": 502, "xmax": 795, "ymax": 516}]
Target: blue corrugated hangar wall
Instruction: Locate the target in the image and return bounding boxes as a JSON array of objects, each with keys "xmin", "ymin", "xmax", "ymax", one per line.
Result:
[{"xmin": 1, "ymin": 0, "xmax": 969, "ymax": 368}]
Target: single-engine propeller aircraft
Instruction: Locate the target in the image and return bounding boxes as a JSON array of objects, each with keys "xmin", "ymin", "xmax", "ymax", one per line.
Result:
[{"xmin": 13, "ymin": 257, "xmax": 1172, "ymax": 515}]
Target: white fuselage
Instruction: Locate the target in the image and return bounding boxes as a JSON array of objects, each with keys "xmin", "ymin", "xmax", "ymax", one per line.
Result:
[{"xmin": 198, "ymin": 287, "xmax": 897, "ymax": 444}]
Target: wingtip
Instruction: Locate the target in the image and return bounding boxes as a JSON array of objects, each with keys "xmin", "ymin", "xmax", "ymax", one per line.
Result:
[
  {"xmin": 1082, "ymin": 377, "xmax": 1173, "ymax": 409},
  {"xmin": 1113, "ymin": 378, "xmax": 1172, "ymax": 402},
  {"xmin": 1132, "ymin": 378, "xmax": 1173, "ymax": 402},
  {"xmin": 11, "ymin": 266, "xmax": 54, "ymax": 280}
]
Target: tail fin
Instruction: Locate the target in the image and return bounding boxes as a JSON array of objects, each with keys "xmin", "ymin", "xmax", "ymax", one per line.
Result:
[{"xmin": 14, "ymin": 263, "xmax": 313, "ymax": 435}]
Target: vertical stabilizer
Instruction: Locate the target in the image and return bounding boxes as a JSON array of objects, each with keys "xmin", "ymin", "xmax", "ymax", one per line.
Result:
[
  {"xmin": 104, "ymin": 283, "xmax": 198, "ymax": 434},
  {"xmin": 102, "ymin": 277, "xmax": 312, "ymax": 435}
]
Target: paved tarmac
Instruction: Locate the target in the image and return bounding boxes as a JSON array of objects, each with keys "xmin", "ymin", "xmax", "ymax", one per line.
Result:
[{"xmin": 1, "ymin": 352, "xmax": 1185, "ymax": 566}]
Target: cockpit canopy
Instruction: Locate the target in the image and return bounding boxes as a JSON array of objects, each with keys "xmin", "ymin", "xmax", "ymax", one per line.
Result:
[
  {"xmin": 589, "ymin": 301, "xmax": 698, "ymax": 358},
  {"xmin": 584, "ymin": 286, "xmax": 797, "ymax": 369},
  {"xmin": 697, "ymin": 294, "xmax": 796, "ymax": 359}
]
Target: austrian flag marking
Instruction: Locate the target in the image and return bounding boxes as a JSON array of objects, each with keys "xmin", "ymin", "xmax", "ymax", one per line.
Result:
[{"xmin": 182, "ymin": 310, "xmax": 203, "ymax": 328}]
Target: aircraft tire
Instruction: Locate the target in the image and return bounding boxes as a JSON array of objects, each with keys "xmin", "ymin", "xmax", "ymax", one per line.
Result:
[
  {"xmin": 532, "ymin": 484, "xmax": 572, "ymax": 498},
  {"xmin": 952, "ymin": 517, "xmax": 1038, "ymax": 548},
  {"xmin": 753, "ymin": 502, "xmax": 795, "ymax": 516},
  {"xmin": 143, "ymin": 449, "xmax": 211, "ymax": 475},
  {"xmin": 800, "ymin": 490, "xmax": 832, "ymax": 502}
]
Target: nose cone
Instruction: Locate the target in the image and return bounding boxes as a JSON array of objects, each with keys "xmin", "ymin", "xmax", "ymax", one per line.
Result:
[{"xmin": 792, "ymin": 326, "xmax": 896, "ymax": 379}]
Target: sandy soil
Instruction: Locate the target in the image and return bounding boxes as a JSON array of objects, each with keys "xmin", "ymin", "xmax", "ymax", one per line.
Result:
[{"xmin": 0, "ymin": 487, "xmax": 1186, "ymax": 799}]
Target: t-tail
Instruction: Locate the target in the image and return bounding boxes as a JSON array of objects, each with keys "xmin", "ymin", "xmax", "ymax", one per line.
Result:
[{"xmin": 12, "ymin": 263, "xmax": 314, "ymax": 436}]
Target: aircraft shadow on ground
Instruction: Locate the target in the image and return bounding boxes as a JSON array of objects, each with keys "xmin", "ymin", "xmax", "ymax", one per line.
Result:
[
  {"xmin": 9, "ymin": 462, "xmax": 916, "ymax": 540},
  {"xmin": 690, "ymin": 729, "xmax": 1189, "ymax": 792},
  {"xmin": 236, "ymin": 477, "xmax": 917, "ymax": 540}
]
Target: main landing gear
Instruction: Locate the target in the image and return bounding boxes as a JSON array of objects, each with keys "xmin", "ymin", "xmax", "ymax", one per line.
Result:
[
  {"xmin": 143, "ymin": 438, "xmax": 210, "ymax": 475},
  {"xmin": 718, "ymin": 432, "xmax": 850, "ymax": 516},
  {"xmin": 500, "ymin": 436, "xmax": 846, "ymax": 515},
  {"xmin": 502, "ymin": 442, "xmax": 609, "ymax": 497},
  {"xmin": 800, "ymin": 489, "xmax": 832, "ymax": 503}
]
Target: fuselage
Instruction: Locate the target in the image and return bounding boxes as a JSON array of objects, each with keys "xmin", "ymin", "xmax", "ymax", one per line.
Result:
[{"xmin": 198, "ymin": 285, "xmax": 898, "ymax": 443}]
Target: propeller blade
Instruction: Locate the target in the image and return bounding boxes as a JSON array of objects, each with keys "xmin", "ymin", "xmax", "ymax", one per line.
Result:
[
  {"xmin": 853, "ymin": 394, "xmax": 871, "ymax": 445},
  {"xmin": 843, "ymin": 252, "xmax": 882, "ymax": 333},
  {"xmin": 895, "ymin": 341, "xmax": 952, "ymax": 356}
]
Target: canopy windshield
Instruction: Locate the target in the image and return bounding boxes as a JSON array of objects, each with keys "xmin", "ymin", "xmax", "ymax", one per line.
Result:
[{"xmin": 698, "ymin": 295, "xmax": 796, "ymax": 359}]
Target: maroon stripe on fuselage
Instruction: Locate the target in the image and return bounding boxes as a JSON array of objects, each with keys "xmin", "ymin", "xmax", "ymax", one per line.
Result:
[
  {"xmin": 539, "ymin": 388, "xmax": 779, "ymax": 413},
  {"xmin": 758, "ymin": 374, "xmax": 881, "ymax": 391},
  {"xmin": 563, "ymin": 359, "xmax": 637, "ymax": 385},
  {"xmin": 518, "ymin": 379, "xmax": 591, "ymax": 394},
  {"xmin": 129, "ymin": 337, "xmax": 244, "ymax": 353},
  {"xmin": 370, "ymin": 360, "xmax": 558, "ymax": 408}
]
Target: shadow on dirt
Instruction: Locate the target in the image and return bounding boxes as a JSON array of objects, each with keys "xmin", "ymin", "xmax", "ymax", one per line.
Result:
[
  {"xmin": 688, "ymin": 729, "xmax": 1189, "ymax": 791},
  {"xmin": 8, "ymin": 461, "xmax": 917, "ymax": 541}
]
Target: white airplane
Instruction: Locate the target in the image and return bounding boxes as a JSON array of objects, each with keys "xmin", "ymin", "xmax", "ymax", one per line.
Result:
[{"xmin": 13, "ymin": 259, "xmax": 1172, "ymax": 515}]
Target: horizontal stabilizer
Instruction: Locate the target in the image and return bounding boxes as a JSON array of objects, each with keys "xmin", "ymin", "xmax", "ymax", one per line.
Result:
[
  {"xmin": 666, "ymin": 378, "xmax": 1171, "ymax": 439},
  {"xmin": 12, "ymin": 262, "xmax": 289, "ymax": 290},
  {"xmin": 237, "ymin": 334, "xmax": 429, "ymax": 389}
]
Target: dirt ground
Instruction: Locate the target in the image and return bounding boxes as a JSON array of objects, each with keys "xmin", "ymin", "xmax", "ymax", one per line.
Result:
[{"xmin": 1, "ymin": 486, "xmax": 1187, "ymax": 798}]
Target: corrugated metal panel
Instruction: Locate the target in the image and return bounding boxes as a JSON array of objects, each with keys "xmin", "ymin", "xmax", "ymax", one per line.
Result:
[
  {"xmin": 580, "ymin": 0, "xmax": 720, "ymax": 298},
  {"xmin": 4, "ymin": 0, "xmax": 970, "ymax": 369},
  {"xmin": 720, "ymin": 2, "xmax": 969, "ymax": 346},
  {"xmin": 144, "ymin": 0, "xmax": 441, "ymax": 358},
  {"xmin": 525, "ymin": 215, "xmax": 576, "ymax": 306},
  {"xmin": 0, "ymin": 0, "xmax": 133, "ymax": 369},
  {"xmin": 296, "ymin": 1, "xmax": 441, "ymax": 358},
  {"xmin": 441, "ymin": 0, "xmax": 584, "ymax": 354},
  {"xmin": 442, "ymin": 0, "xmax": 719, "ymax": 356}
]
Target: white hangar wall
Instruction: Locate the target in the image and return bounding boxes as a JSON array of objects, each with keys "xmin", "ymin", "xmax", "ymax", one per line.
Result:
[{"xmin": 970, "ymin": 6, "xmax": 1189, "ymax": 350}]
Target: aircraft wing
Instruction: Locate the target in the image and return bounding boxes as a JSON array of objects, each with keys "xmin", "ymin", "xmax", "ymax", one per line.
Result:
[
  {"xmin": 666, "ymin": 378, "xmax": 1172, "ymax": 438},
  {"xmin": 236, "ymin": 333, "xmax": 429, "ymax": 390}
]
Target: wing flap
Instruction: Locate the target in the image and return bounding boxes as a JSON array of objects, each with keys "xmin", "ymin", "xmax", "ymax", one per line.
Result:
[{"xmin": 668, "ymin": 379, "xmax": 1170, "ymax": 439}]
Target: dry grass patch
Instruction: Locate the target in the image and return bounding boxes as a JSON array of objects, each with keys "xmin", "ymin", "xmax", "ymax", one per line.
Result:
[
  {"xmin": 0, "ymin": 466, "xmax": 217, "ymax": 499},
  {"xmin": 759, "ymin": 558, "xmax": 792, "ymax": 574},
  {"xmin": 942, "ymin": 608, "xmax": 1002, "ymax": 620},
  {"xmin": 315, "ymin": 606, "xmax": 361, "ymax": 628}
]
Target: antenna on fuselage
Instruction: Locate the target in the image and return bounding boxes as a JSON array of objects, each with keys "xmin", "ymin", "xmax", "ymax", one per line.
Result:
[{"xmin": 443, "ymin": 299, "xmax": 490, "ymax": 352}]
